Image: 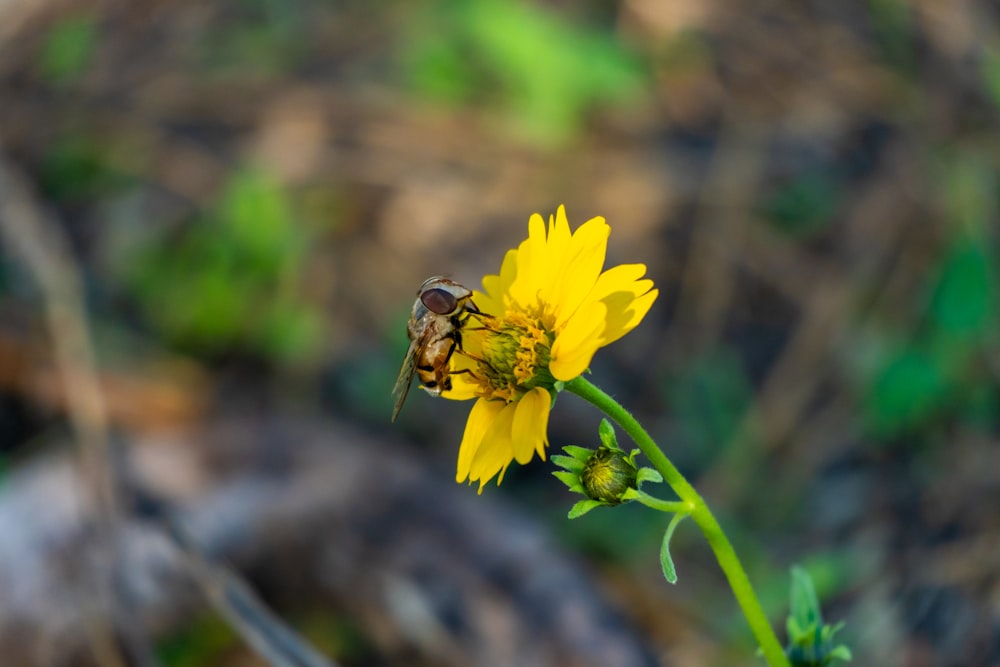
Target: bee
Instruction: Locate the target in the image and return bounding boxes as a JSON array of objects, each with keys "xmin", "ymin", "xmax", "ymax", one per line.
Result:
[{"xmin": 391, "ymin": 276, "xmax": 485, "ymax": 421}]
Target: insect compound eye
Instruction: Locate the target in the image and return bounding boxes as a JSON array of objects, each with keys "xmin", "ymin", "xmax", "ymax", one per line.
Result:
[{"xmin": 421, "ymin": 287, "xmax": 458, "ymax": 315}]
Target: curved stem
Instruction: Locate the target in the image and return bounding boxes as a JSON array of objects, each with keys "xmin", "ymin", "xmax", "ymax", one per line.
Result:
[
  {"xmin": 565, "ymin": 377, "xmax": 789, "ymax": 667},
  {"xmin": 623, "ymin": 489, "xmax": 692, "ymax": 515}
]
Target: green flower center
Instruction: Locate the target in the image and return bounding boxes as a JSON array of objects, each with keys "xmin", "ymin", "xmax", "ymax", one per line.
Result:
[{"xmin": 473, "ymin": 310, "xmax": 555, "ymax": 402}]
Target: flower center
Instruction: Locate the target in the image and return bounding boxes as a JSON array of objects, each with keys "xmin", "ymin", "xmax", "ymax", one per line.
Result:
[{"xmin": 467, "ymin": 309, "xmax": 555, "ymax": 403}]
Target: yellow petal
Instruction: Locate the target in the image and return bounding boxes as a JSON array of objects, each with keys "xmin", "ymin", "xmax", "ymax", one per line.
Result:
[
  {"xmin": 538, "ymin": 206, "xmax": 572, "ymax": 300},
  {"xmin": 532, "ymin": 388, "xmax": 552, "ymax": 459},
  {"xmin": 548, "ymin": 205, "xmax": 572, "ymax": 250},
  {"xmin": 469, "ymin": 401, "xmax": 517, "ymax": 490},
  {"xmin": 473, "ymin": 296, "xmax": 502, "ymax": 321},
  {"xmin": 602, "ymin": 287, "xmax": 658, "ymax": 345},
  {"xmin": 456, "ymin": 399, "xmax": 503, "ymax": 483},
  {"xmin": 509, "ymin": 214, "xmax": 548, "ymax": 306},
  {"xmin": 550, "ymin": 300, "xmax": 606, "ymax": 380},
  {"xmin": 551, "ymin": 216, "xmax": 609, "ymax": 329},
  {"xmin": 589, "ymin": 263, "xmax": 649, "ymax": 301},
  {"xmin": 475, "ymin": 284, "xmax": 503, "ymax": 316},
  {"xmin": 511, "ymin": 387, "xmax": 550, "ymax": 464},
  {"xmin": 483, "ymin": 248, "xmax": 519, "ymax": 308},
  {"xmin": 579, "ymin": 264, "xmax": 657, "ymax": 344}
]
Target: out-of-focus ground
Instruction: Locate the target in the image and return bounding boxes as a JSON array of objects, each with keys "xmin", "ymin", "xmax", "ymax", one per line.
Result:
[{"xmin": 0, "ymin": 1, "xmax": 998, "ymax": 665}]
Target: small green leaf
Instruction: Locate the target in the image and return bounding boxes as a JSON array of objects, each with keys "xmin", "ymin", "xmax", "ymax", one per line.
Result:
[
  {"xmin": 636, "ymin": 467, "xmax": 663, "ymax": 486},
  {"xmin": 790, "ymin": 566, "xmax": 823, "ymax": 631},
  {"xmin": 659, "ymin": 512, "xmax": 687, "ymax": 584},
  {"xmin": 785, "ymin": 566, "xmax": 852, "ymax": 665},
  {"xmin": 550, "ymin": 454, "xmax": 584, "ymax": 472},
  {"xmin": 620, "ymin": 488, "xmax": 641, "ymax": 501},
  {"xmin": 552, "ymin": 471, "xmax": 584, "ymax": 493},
  {"xmin": 568, "ymin": 499, "xmax": 603, "ymax": 519},
  {"xmin": 561, "ymin": 445, "xmax": 594, "ymax": 462},
  {"xmin": 828, "ymin": 646, "xmax": 853, "ymax": 661},
  {"xmin": 598, "ymin": 418, "xmax": 618, "ymax": 449}
]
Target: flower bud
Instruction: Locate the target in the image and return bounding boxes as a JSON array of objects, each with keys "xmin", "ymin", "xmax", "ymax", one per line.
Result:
[{"xmin": 580, "ymin": 446, "xmax": 637, "ymax": 505}]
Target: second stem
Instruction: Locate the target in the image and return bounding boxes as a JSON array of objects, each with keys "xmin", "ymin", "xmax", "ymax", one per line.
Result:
[{"xmin": 564, "ymin": 377, "xmax": 789, "ymax": 667}]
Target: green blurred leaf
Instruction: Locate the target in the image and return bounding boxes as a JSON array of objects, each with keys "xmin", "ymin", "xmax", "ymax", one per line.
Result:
[
  {"xmin": 405, "ymin": 36, "xmax": 479, "ymax": 103},
  {"xmin": 942, "ymin": 154, "xmax": 992, "ymax": 234},
  {"xmin": 863, "ymin": 343, "xmax": 947, "ymax": 436},
  {"xmin": 764, "ymin": 170, "xmax": 840, "ymax": 239},
  {"xmin": 218, "ymin": 170, "xmax": 299, "ymax": 274},
  {"xmin": 40, "ymin": 136, "xmax": 126, "ymax": 201},
  {"xmin": 116, "ymin": 168, "xmax": 328, "ymax": 363},
  {"xmin": 256, "ymin": 301, "xmax": 327, "ymax": 365},
  {"xmin": 157, "ymin": 612, "xmax": 239, "ymax": 667},
  {"xmin": 404, "ymin": 0, "xmax": 645, "ymax": 145},
  {"xmin": 668, "ymin": 348, "xmax": 752, "ymax": 458},
  {"xmin": 195, "ymin": 0, "xmax": 303, "ymax": 75},
  {"xmin": 40, "ymin": 16, "xmax": 98, "ymax": 82},
  {"xmin": 868, "ymin": 0, "xmax": 914, "ymax": 73},
  {"xmin": 981, "ymin": 43, "xmax": 1000, "ymax": 111},
  {"xmin": 928, "ymin": 237, "xmax": 998, "ymax": 344}
]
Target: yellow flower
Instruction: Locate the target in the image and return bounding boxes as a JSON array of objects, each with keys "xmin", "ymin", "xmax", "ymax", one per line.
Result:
[{"xmin": 444, "ymin": 205, "xmax": 658, "ymax": 492}]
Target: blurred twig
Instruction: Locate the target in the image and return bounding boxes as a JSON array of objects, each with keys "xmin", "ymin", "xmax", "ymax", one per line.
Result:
[
  {"xmin": 0, "ymin": 153, "xmax": 134, "ymax": 666},
  {"xmin": 666, "ymin": 116, "xmax": 767, "ymax": 355},
  {"xmin": 162, "ymin": 512, "xmax": 341, "ymax": 667},
  {"xmin": 0, "ymin": 153, "xmax": 341, "ymax": 667}
]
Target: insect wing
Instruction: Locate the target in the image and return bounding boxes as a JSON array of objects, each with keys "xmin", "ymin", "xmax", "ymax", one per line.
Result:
[{"xmin": 391, "ymin": 337, "xmax": 422, "ymax": 422}]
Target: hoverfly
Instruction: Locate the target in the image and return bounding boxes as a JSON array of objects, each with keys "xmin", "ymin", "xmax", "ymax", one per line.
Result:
[{"xmin": 391, "ymin": 276, "xmax": 486, "ymax": 421}]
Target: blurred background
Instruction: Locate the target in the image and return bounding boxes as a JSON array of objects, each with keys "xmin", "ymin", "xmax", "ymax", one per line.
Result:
[{"xmin": 0, "ymin": 0, "xmax": 998, "ymax": 665}]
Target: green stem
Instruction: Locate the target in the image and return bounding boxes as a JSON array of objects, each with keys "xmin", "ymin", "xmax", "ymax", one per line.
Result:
[
  {"xmin": 624, "ymin": 489, "xmax": 692, "ymax": 515},
  {"xmin": 566, "ymin": 377, "xmax": 789, "ymax": 667}
]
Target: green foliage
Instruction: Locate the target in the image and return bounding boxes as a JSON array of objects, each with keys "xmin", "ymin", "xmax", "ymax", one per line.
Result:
[
  {"xmin": 867, "ymin": 0, "xmax": 914, "ymax": 73},
  {"xmin": 763, "ymin": 170, "xmax": 840, "ymax": 239},
  {"xmin": 861, "ymin": 158, "xmax": 998, "ymax": 439},
  {"xmin": 982, "ymin": 43, "xmax": 1000, "ymax": 111},
  {"xmin": 667, "ymin": 348, "xmax": 752, "ymax": 460},
  {"xmin": 40, "ymin": 16, "xmax": 98, "ymax": 83},
  {"xmin": 157, "ymin": 612, "xmax": 240, "ymax": 667},
  {"xmin": 120, "ymin": 169, "xmax": 327, "ymax": 364},
  {"xmin": 291, "ymin": 610, "xmax": 375, "ymax": 664},
  {"xmin": 927, "ymin": 237, "xmax": 998, "ymax": 344},
  {"xmin": 863, "ymin": 343, "xmax": 948, "ymax": 436},
  {"xmin": 39, "ymin": 135, "xmax": 130, "ymax": 201},
  {"xmin": 195, "ymin": 0, "xmax": 304, "ymax": 75},
  {"xmin": 784, "ymin": 567, "xmax": 852, "ymax": 666},
  {"xmin": 403, "ymin": 0, "xmax": 646, "ymax": 145}
]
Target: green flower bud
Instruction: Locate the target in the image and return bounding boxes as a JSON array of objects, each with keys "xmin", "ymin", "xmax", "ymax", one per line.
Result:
[{"xmin": 580, "ymin": 446, "xmax": 638, "ymax": 505}]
